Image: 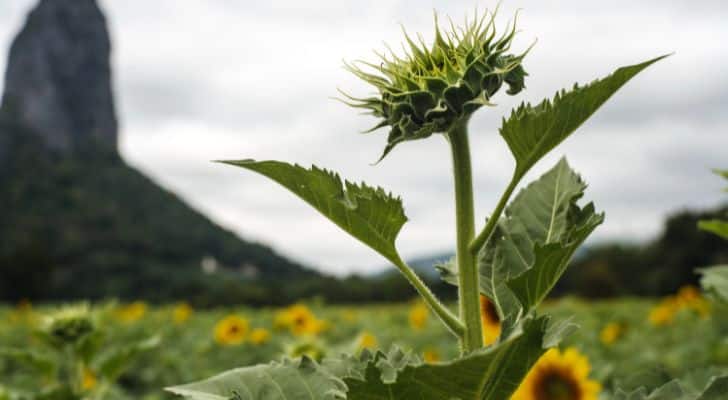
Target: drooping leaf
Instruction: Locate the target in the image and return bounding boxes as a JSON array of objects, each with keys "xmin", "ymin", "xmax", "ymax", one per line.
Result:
[
  {"xmin": 222, "ymin": 160, "xmax": 407, "ymax": 264},
  {"xmin": 699, "ymin": 266, "xmax": 728, "ymax": 303},
  {"xmin": 478, "ymin": 159, "xmax": 603, "ymax": 336},
  {"xmin": 166, "ymin": 357, "xmax": 347, "ymax": 400},
  {"xmin": 500, "ymin": 55, "xmax": 668, "ymax": 178}
]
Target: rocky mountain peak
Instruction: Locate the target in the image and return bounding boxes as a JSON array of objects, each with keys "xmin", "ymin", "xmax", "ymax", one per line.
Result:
[{"xmin": 1, "ymin": 0, "xmax": 117, "ymax": 155}]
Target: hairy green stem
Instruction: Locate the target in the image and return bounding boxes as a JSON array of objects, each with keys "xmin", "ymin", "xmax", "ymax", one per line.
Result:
[
  {"xmin": 469, "ymin": 172, "xmax": 520, "ymax": 254},
  {"xmin": 392, "ymin": 255, "xmax": 465, "ymax": 337},
  {"xmin": 447, "ymin": 119, "xmax": 483, "ymax": 353}
]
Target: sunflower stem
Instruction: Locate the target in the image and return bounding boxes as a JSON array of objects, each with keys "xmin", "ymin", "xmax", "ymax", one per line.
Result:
[{"xmin": 447, "ymin": 118, "xmax": 484, "ymax": 353}]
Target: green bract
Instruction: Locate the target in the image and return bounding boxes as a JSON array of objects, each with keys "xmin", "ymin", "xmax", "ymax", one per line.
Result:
[{"xmin": 342, "ymin": 11, "xmax": 529, "ymax": 161}]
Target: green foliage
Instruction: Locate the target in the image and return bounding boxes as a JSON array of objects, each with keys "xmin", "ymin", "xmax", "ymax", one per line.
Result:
[
  {"xmin": 0, "ymin": 305, "xmax": 159, "ymax": 400},
  {"xmin": 698, "ymin": 220, "xmax": 728, "ymax": 240},
  {"xmin": 168, "ymin": 357, "xmax": 347, "ymax": 400},
  {"xmin": 699, "ymin": 266, "xmax": 728, "ymax": 303},
  {"xmin": 172, "ymin": 5, "xmax": 666, "ymax": 400},
  {"xmin": 222, "ymin": 161, "xmax": 407, "ymax": 265},
  {"xmin": 501, "ymin": 55, "xmax": 668, "ymax": 179},
  {"xmin": 168, "ymin": 316, "xmax": 567, "ymax": 400},
  {"xmin": 614, "ymin": 376, "xmax": 728, "ymax": 400},
  {"xmin": 441, "ymin": 159, "xmax": 603, "ymax": 337}
]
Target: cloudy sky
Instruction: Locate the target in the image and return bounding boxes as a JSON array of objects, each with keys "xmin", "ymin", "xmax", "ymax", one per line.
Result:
[{"xmin": 1, "ymin": 1, "xmax": 726, "ymax": 275}]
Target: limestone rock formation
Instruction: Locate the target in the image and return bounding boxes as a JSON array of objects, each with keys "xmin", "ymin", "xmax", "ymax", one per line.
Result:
[
  {"xmin": 0, "ymin": 0, "xmax": 318, "ymax": 302},
  {"xmin": 1, "ymin": 0, "xmax": 117, "ymax": 154}
]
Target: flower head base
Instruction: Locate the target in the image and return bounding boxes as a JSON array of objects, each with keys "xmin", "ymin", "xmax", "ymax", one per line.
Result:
[{"xmin": 343, "ymin": 9, "xmax": 530, "ymax": 161}]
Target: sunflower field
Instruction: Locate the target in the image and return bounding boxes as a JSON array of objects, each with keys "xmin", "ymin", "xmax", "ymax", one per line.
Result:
[{"xmin": 1, "ymin": 285, "xmax": 727, "ymax": 399}]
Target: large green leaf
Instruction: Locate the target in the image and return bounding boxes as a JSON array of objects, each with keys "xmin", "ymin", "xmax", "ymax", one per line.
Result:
[
  {"xmin": 697, "ymin": 376, "xmax": 728, "ymax": 400},
  {"xmin": 699, "ymin": 265, "xmax": 728, "ymax": 303},
  {"xmin": 222, "ymin": 160, "xmax": 407, "ymax": 263},
  {"xmin": 613, "ymin": 375, "xmax": 728, "ymax": 400},
  {"xmin": 166, "ymin": 357, "xmax": 347, "ymax": 400},
  {"xmin": 169, "ymin": 317, "xmax": 569, "ymax": 400},
  {"xmin": 341, "ymin": 316, "xmax": 556, "ymax": 400},
  {"xmin": 500, "ymin": 55, "xmax": 667, "ymax": 178},
  {"xmin": 478, "ymin": 159, "xmax": 603, "ymax": 335}
]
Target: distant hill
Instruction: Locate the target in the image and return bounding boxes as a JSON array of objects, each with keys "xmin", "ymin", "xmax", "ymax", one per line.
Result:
[
  {"xmin": 373, "ymin": 252, "xmax": 453, "ymax": 281},
  {"xmin": 0, "ymin": 0, "xmax": 318, "ymax": 303}
]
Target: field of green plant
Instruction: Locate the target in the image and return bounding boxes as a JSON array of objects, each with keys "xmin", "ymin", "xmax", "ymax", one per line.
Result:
[{"xmin": 2, "ymin": 286, "xmax": 727, "ymax": 399}]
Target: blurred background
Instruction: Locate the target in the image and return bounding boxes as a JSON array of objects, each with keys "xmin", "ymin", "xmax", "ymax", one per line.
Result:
[{"xmin": 0, "ymin": 0, "xmax": 726, "ymax": 306}]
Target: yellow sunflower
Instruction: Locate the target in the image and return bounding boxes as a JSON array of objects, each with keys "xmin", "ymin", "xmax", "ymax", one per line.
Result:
[
  {"xmin": 648, "ymin": 298, "xmax": 678, "ymax": 326},
  {"xmin": 214, "ymin": 315, "xmax": 249, "ymax": 346},
  {"xmin": 249, "ymin": 328, "xmax": 271, "ymax": 345},
  {"xmin": 512, "ymin": 347, "xmax": 601, "ymax": 400},
  {"xmin": 172, "ymin": 302, "xmax": 193, "ymax": 324},
  {"xmin": 480, "ymin": 295, "xmax": 501, "ymax": 345},
  {"xmin": 274, "ymin": 304, "xmax": 327, "ymax": 336},
  {"xmin": 81, "ymin": 367, "xmax": 97, "ymax": 391},
  {"xmin": 676, "ymin": 285, "xmax": 711, "ymax": 318},
  {"xmin": 599, "ymin": 322, "xmax": 625, "ymax": 346},
  {"xmin": 408, "ymin": 302, "xmax": 429, "ymax": 330},
  {"xmin": 356, "ymin": 331, "xmax": 378, "ymax": 351},
  {"xmin": 423, "ymin": 348, "xmax": 441, "ymax": 363},
  {"xmin": 115, "ymin": 301, "xmax": 147, "ymax": 323}
]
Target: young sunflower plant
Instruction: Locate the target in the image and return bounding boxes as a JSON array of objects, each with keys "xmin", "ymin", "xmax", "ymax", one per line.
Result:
[{"xmin": 169, "ymin": 7, "xmax": 667, "ymax": 400}]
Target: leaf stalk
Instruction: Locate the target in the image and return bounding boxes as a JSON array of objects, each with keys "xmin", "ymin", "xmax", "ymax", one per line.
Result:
[{"xmin": 392, "ymin": 255, "xmax": 465, "ymax": 337}]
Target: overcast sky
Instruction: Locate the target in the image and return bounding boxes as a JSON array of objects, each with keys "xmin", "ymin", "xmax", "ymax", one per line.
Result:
[{"xmin": 1, "ymin": 1, "xmax": 726, "ymax": 276}]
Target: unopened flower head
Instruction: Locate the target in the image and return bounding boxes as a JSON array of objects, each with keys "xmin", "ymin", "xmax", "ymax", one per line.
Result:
[
  {"xmin": 43, "ymin": 304, "xmax": 94, "ymax": 345},
  {"xmin": 342, "ymin": 9, "xmax": 530, "ymax": 160}
]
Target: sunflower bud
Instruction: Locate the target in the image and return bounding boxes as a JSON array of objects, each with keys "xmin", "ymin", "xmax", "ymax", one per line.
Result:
[
  {"xmin": 43, "ymin": 304, "xmax": 94, "ymax": 345},
  {"xmin": 342, "ymin": 10, "xmax": 530, "ymax": 160}
]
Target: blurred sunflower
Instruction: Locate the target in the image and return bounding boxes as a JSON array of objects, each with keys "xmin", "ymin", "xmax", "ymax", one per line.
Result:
[
  {"xmin": 115, "ymin": 301, "xmax": 147, "ymax": 323},
  {"xmin": 676, "ymin": 285, "xmax": 711, "ymax": 318},
  {"xmin": 599, "ymin": 322, "xmax": 625, "ymax": 346},
  {"xmin": 648, "ymin": 298, "xmax": 678, "ymax": 326},
  {"xmin": 423, "ymin": 348, "xmax": 441, "ymax": 363},
  {"xmin": 356, "ymin": 331, "xmax": 378, "ymax": 351},
  {"xmin": 340, "ymin": 309, "xmax": 359, "ymax": 323},
  {"xmin": 648, "ymin": 285, "xmax": 712, "ymax": 326},
  {"xmin": 81, "ymin": 367, "xmax": 97, "ymax": 391},
  {"xmin": 408, "ymin": 302, "xmax": 429, "ymax": 330},
  {"xmin": 286, "ymin": 339, "xmax": 326, "ymax": 361},
  {"xmin": 512, "ymin": 347, "xmax": 601, "ymax": 400},
  {"xmin": 274, "ymin": 304, "xmax": 327, "ymax": 336},
  {"xmin": 172, "ymin": 302, "xmax": 193, "ymax": 324},
  {"xmin": 214, "ymin": 315, "xmax": 249, "ymax": 346},
  {"xmin": 480, "ymin": 295, "xmax": 501, "ymax": 345},
  {"xmin": 249, "ymin": 328, "xmax": 271, "ymax": 345}
]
